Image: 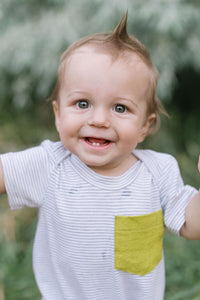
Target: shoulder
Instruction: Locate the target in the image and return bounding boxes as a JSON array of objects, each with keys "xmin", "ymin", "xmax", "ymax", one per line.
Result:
[
  {"xmin": 134, "ymin": 149, "xmax": 178, "ymax": 179},
  {"xmin": 41, "ymin": 140, "xmax": 71, "ymax": 166}
]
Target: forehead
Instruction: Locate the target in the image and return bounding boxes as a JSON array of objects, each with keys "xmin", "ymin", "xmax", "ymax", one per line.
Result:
[{"xmin": 64, "ymin": 45, "xmax": 151, "ymax": 79}]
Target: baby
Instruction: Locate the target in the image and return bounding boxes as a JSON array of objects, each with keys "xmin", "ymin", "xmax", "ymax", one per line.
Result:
[{"xmin": 0, "ymin": 14, "xmax": 200, "ymax": 300}]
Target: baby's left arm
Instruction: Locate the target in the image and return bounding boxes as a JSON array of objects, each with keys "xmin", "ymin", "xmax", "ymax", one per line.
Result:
[{"xmin": 180, "ymin": 156, "xmax": 200, "ymax": 240}]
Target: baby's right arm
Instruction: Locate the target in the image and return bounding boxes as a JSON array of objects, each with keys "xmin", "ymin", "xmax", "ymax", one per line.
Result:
[{"xmin": 0, "ymin": 158, "xmax": 6, "ymax": 194}]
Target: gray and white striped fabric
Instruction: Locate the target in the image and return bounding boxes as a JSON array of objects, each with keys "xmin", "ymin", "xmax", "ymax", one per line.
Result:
[{"xmin": 1, "ymin": 140, "xmax": 197, "ymax": 299}]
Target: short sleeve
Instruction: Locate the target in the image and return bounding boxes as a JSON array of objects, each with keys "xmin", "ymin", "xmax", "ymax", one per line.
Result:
[
  {"xmin": 159, "ymin": 155, "xmax": 197, "ymax": 235},
  {"xmin": 1, "ymin": 144, "xmax": 53, "ymax": 209}
]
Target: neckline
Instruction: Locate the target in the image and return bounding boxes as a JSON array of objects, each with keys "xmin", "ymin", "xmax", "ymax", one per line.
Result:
[{"xmin": 69, "ymin": 153, "xmax": 143, "ymax": 190}]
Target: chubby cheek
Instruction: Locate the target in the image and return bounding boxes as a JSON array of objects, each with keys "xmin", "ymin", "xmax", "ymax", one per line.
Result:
[
  {"xmin": 55, "ymin": 116, "xmax": 61, "ymax": 134},
  {"xmin": 118, "ymin": 122, "xmax": 142, "ymax": 144},
  {"xmin": 55, "ymin": 111, "xmax": 73, "ymax": 135},
  {"xmin": 58, "ymin": 130, "xmax": 75, "ymax": 153},
  {"xmin": 58, "ymin": 123, "xmax": 74, "ymax": 141},
  {"xmin": 57, "ymin": 119, "xmax": 82, "ymax": 154}
]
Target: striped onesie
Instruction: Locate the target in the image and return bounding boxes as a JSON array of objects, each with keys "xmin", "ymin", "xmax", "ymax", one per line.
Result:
[{"xmin": 1, "ymin": 140, "xmax": 197, "ymax": 299}]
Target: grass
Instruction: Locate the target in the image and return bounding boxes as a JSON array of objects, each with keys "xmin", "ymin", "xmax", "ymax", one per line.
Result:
[
  {"xmin": 0, "ymin": 196, "xmax": 40, "ymax": 299},
  {"xmin": 164, "ymin": 231, "xmax": 200, "ymax": 299}
]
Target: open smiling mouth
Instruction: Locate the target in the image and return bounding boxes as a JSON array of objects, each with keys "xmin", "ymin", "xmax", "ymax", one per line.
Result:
[{"xmin": 84, "ymin": 137, "xmax": 111, "ymax": 147}]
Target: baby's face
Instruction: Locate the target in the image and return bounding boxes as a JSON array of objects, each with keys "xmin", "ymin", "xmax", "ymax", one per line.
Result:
[{"xmin": 53, "ymin": 46, "xmax": 155, "ymax": 176}]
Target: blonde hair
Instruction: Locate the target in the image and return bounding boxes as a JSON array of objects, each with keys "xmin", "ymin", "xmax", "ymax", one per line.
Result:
[{"xmin": 50, "ymin": 13, "xmax": 166, "ymax": 134}]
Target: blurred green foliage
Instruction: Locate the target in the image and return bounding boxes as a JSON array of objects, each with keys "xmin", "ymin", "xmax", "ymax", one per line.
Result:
[
  {"xmin": 0, "ymin": 0, "xmax": 200, "ymax": 299},
  {"xmin": 0, "ymin": 0, "xmax": 200, "ymax": 111}
]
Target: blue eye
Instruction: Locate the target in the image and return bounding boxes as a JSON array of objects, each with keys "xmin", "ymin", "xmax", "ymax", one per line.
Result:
[
  {"xmin": 77, "ymin": 100, "xmax": 89, "ymax": 109},
  {"xmin": 115, "ymin": 104, "xmax": 126, "ymax": 113}
]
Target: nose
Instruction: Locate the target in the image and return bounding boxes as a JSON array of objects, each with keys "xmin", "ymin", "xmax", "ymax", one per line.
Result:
[{"xmin": 87, "ymin": 107, "xmax": 110, "ymax": 128}]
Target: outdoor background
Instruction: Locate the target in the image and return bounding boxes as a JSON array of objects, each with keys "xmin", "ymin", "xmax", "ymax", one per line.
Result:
[{"xmin": 0, "ymin": 0, "xmax": 200, "ymax": 299}]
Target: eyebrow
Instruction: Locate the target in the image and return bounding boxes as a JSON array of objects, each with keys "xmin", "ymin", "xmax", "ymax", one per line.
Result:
[
  {"xmin": 115, "ymin": 96, "xmax": 139, "ymax": 108},
  {"xmin": 64, "ymin": 90, "xmax": 90, "ymax": 98}
]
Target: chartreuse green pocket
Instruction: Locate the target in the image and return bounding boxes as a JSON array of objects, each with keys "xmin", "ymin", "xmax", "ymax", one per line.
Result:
[{"xmin": 114, "ymin": 209, "xmax": 164, "ymax": 276}]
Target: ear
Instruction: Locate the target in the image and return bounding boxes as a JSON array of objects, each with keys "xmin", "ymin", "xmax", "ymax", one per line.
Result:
[
  {"xmin": 52, "ymin": 101, "xmax": 60, "ymax": 133},
  {"xmin": 138, "ymin": 113, "xmax": 156, "ymax": 143}
]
